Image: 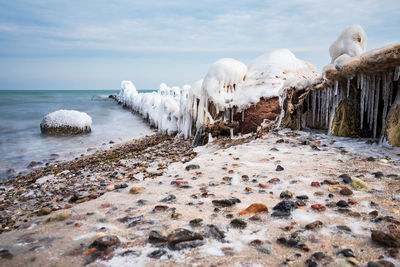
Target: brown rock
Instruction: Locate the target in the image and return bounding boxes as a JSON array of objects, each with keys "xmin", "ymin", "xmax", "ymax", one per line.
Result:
[
  {"xmin": 129, "ymin": 187, "xmax": 144, "ymax": 194},
  {"xmin": 38, "ymin": 207, "xmax": 52, "ymax": 216},
  {"xmin": 239, "ymin": 203, "xmax": 269, "ymax": 216},
  {"xmin": 340, "ymin": 187, "xmax": 353, "ymax": 196},
  {"xmin": 371, "ymin": 230, "xmax": 400, "ymax": 248},
  {"xmin": 233, "ymin": 97, "xmax": 281, "ymax": 134},
  {"xmin": 305, "ymin": 220, "xmax": 323, "ymax": 230}
]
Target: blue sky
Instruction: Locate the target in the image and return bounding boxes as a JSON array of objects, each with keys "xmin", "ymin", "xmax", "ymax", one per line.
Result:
[{"xmin": 0, "ymin": 0, "xmax": 399, "ymax": 90}]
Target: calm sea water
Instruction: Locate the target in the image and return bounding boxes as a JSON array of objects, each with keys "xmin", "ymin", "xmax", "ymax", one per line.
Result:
[{"xmin": 0, "ymin": 90, "xmax": 154, "ymax": 181}]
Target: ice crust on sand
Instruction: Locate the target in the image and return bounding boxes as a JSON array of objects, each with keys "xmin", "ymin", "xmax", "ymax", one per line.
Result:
[{"xmin": 41, "ymin": 110, "xmax": 92, "ymax": 129}]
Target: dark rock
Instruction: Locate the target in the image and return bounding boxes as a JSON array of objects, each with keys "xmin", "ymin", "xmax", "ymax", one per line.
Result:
[
  {"xmin": 307, "ymin": 262, "xmax": 318, "ymax": 267},
  {"xmin": 147, "ymin": 249, "xmax": 167, "ymax": 259},
  {"xmin": 160, "ymin": 194, "xmax": 176, "ymax": 203},
  {"xmin": 372, "ymin": 171, "xmax": 384, "ymax": 178},
  {"xmin": 90, "ymin": 235, "xmax": 120, "ymax": 251},
  {"xmin": 276, "ymin": 165, "xmax": 284, "ymax": 171},
  {"xmin": 185, "ymin": 164, "xmax": 200, "ymax": 171},
  {"xmin": 230, "ymin": 218, "xmax": 247, "ymax": 229},
  {"xmin": 167, "ymin": 228, "xmax": 204, "ymax": 250},
  {"xmin": 212, "ymin": 198, "xmax": 241, "ymax": 207},
  {"xmin": 339, "ymin": 174, "xmax": 352, "ymax": 184},
  {"xmin": 387, "ymin": 174, "xmax": 399, "ymax": 178},
  {"xmin": 271, "ymin": 210, "xmax": 291, "ymax": 217},
  {"xmin": 273, "ymin": 200, "xmax": 298, "ymax": 212},
  {"xmin": 370, "ymin": 261, "xmax": 395, "ymax": 267},
  {"xmin": 204, "ymin": 224, "xmax": 225, "ymax": 241},
  {"xmin": 338, "ymin": 249, "xmax": 355, "ymax": 257},
  {"xmin": 337, "ymin": 225, "xmax": 352, "ymax": 232},
  {"xmin": 127, "ymin": 215, "xmax": 143, "ymax": 228},
  {"xmin": 121, "ymin": 250, "xmax": 140, "ymax": 257},
  {"xmin": 148, "ymin": 230, "xmax": 167, "ymax": 244},
  {"xmin": 336, "ymin": 200, "xmax": 349, "ymax": 208},
  {"xmin": 189, "ymin": 218, "xmax": 203, "ymax": 227},
  {"xmin": 0, "ymin": 249, "xmax": 13, "ymax": 259},
  {"xmin": 312, "ymin": 252, "xmax": 325, "ymax": 260},
  {"xmin": 115, "ymin": 183, "xmax": 128, "ymax": 189},
  {"xmin": 296, "ymin": 195, "xmax": 309, "ymax": 200},
  {"xmin": 371, "ymin": 230, "xmax": 400, "ymax": 247},
  {"xmin": 153, "ymin": 205, "xmax": 169, "ymax": 212}
]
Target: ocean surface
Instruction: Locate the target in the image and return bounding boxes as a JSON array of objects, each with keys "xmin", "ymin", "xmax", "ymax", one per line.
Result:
[{"xmin": 0, "ymin": 90, "xmax": 154, "ymax": 181}]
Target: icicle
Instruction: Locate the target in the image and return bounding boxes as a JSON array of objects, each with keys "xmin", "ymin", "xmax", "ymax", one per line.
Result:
[
  {"xmin": 373, "ymin": 75, "xmax": 380, "ymax": 138},
  {"xmin": 208, "ymin": 133, "xmax": 213, "ymax": 144},
  {"xmin": 380, "ymin": 72, "xmax": 389, "ymax": 138},
  {"xmin": 360, "ymin": 74, "xmax": 365, "ymax": 129},
  {"xmin": 334, "ymin": 80, "xmax": 339, "ymax": 95},
  {"xmin": 312, "ymin": 91, "xmax": 316, "ymax": 127},
  {"xmin": 388, "ymin": 71, "xmax": 394, "ymax": 105},
  {"xmin": 394, "ymin": 66, "xmax": 400, "ymax": 81},
  {"xmin": 346, "ymin": 79, "xmax": 350, "ymax": 98},
  {"xmin": 357, "ymin": 73, "xmax": 360, "ymax": 89},
  {"xmin": 241, "ymin": 111, "xmax": 244, "ymax": 122},
  {"xmin": 230, "ymin": 128, "xmax": 234, "ymax": 139},
  {"xmin": 325, "ymin": 88, "xmax": 329, "ymax": 126}
]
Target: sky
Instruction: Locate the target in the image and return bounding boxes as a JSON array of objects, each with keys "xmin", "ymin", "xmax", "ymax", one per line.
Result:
[{"xmin": 0, "ymin": 0, "xmax": 399, "ymax": 90}]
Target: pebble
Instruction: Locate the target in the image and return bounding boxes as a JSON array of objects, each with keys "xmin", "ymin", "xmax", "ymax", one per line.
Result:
[
  {"xmin": 311, "ymin": 182, "xmax": 321, "ymax": 187},
  {"xmin": 311, "ymin": 204, "xmax": 326, "ymax": 212},
  {"xmin": 230, "ymin": 218, "xmax": 247, "ymax": 229},
  {"xmin": 160, "ymin": 194, "xmax": 177, "ymax": 203},
  {"xmin": 212, "ymin": 198, "xmax": 241, "ymax": 207},
  {"xmin": 339, "ymin": 174, "xmax": 352, "ymax": 184},
  {"xmin": 37, "ymin": 207, "xmax": 52, "ymax": 216},
  {"xmin": 276, "ymin": 165, "xmax": 284, "ymax": 171},
  {"xmin": 340, "ymin": 188, "xmax": 353, "ymax": 196},
  {"xmin": 129, "ymin": 187, "xmax": 144, "ymax": 194},
  {"xmin": 167, "ymin": 228, "xmax": 204, "ymax": 250},
  {"xmin": 305, "ymin": 221, "xmax": 323, "ymax": 230},
  {"xmin": 89, "ymin": 235, "xmax": 120, "ymax": 250},
  {"xmin": 148, "ymin": 230, "xmax": 167, "ymax": 244},
  {"xmin": 351, "ymin": 178, "xmax": 370, "ymax": 190},
  {"xmin": 189, "ymin": 218, "xmax": 203, "ymax": 227},
  {"xmin": 204, "ymin": 224, "xmax": 225, "ymax": 241},
  {"xmin": 280, "ymin": 190, "xmax": 293, "ymax": 199},
  {"xmin": 239, "ymin": 203, "xmax": 268, "ymax": 216},
  {"xmin": 185, "ymin": 164, "xmax": 200, "ymax": 171},
  {"xmin": 47, "ymin": 210, "xmax": 72, "ymax": 222},
  {"xmin": 368, "ymin": 261, "xmax": 396, "ymax": 267},
  {"xmin": 0, "ymin": 249, "xmax": 13, "ymax": 259},
  {"xmin": 371, "ymin": 230, "xmax": 400, "ymax": 247},
  {"xmin": 338, "ymin": 249, "xmax": 355, "ymax": 257},
  {"xmin": 336, "ymin": 200, "xmax": 350, "ymax": 208},
  {"xmin": 147, "ymin": 249, "xmax": 167, "ymax": 259}
]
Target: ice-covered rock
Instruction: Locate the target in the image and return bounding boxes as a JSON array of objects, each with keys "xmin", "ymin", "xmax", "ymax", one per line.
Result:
[
  {"xmin": 40, "ymin": 110, "xmax": 92, "ymax": 136},
  {"xmin": 329, "ymin": 24, "xmax": 367, "ymax": 66}
]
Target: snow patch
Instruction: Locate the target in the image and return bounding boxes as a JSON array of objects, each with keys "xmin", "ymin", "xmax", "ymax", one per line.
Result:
[{"xmin": 41, "ymin": 110, "xmax": 92, "ymax": 129}]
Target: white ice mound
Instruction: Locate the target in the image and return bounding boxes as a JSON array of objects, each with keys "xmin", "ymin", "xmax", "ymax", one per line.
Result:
[
  {"xmin": 232, "ymin": 49, "xmax": 319, "ymax": 109},
  {"xmin": 202, "ymin": 58, "xmax": 248, "ymax": 110},
  {"xmin": 329, "ymin": 24, "xmax": 367, "ymax": 66},
  {"xmin": 40, "ymin": 110, "xmax": 92, "ymax": 135}
]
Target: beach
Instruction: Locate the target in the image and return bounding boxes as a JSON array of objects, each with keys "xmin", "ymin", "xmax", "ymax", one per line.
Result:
[{"xmin": 1, "ymin": 129, "xmax": 399, "ymax": 267}]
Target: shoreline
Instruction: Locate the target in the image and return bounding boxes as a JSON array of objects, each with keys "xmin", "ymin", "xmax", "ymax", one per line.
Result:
[
  {"xmin": 0, "ymin": 129, "xmax": 400, "ymax": 266},
  {"xmin": 0, "ymin": 133, "xmax": 196, "ymax": 233}
]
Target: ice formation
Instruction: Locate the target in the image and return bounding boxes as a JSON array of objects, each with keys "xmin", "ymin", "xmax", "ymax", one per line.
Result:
[
  {"xmin": 41, "ymin": 110, "xmax": 92, "ymax": 128},
  {"xmin": 329, "ymin": 24, "xmax": 367, "ymax": 66},
  {"xmin": 118, "ymin": 49, "xmax": 319, "ymax": 138},
  {"xmin": 117, "ymin": 81, "xmax": 191, "ymax": 136}
]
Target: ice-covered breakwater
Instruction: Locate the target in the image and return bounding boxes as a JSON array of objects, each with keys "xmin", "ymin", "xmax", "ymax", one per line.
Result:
[
  {"xmin": 117, "ymin": 24, "xmax": 400, "ymax": 147},
  {"xmin": 117, "ymin": 49, "xmax": 319, "ymax": 140}
]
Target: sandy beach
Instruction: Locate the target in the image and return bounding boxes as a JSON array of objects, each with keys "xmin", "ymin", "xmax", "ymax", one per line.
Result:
[{"xmin": 1, "ymin": 129, "xmax": 399, "ymax": 267}]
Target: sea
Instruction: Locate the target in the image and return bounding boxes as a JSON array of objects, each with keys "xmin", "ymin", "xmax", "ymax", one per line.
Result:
[{"xmin": 0, "ymin": 90, "xmax": 154, "ymax": 181}]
